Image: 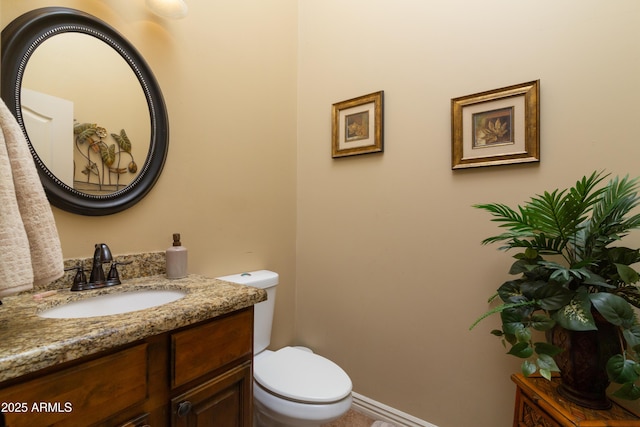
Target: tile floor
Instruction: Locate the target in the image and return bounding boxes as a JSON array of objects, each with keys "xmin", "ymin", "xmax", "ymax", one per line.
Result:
[{"xmin": 322, "ymin": 409, "xmax": 397, "ymax": 427}]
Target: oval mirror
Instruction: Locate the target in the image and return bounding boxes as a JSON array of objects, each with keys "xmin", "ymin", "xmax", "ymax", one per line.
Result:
[{"xmin": 1, "ymin": 7, "xmax": 168, "ymax": 215}]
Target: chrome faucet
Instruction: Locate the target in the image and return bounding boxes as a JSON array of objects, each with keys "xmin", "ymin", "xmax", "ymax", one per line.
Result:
[{"xmin": 69, "ymin": 243, "xmax": 127, "ymax": 291}]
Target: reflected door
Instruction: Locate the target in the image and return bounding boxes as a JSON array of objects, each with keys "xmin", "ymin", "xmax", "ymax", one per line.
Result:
[{"xmin": 21, "ymin": 88, "xmax": 74, "ymax": 186}]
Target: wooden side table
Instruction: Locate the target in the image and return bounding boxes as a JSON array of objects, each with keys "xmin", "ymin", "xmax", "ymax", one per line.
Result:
[{"xmin": 512, "ymin": 373, "xmax": 640, "ymax": 427}]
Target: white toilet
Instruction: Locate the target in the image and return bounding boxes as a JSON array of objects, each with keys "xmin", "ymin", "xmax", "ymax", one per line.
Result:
[{"xmin": 217, "ymin": 270, "xmax": 353, "ymax": 427}]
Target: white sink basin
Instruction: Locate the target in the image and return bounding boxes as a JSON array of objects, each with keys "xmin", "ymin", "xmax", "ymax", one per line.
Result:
[{"xmin": 38, "ymin": 289, "xmax": 186, "ymax": 319}]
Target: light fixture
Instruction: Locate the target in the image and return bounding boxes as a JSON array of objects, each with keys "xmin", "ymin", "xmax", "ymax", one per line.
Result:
[{"xmin": 146, "ymin": 0, "xmax": 188, "ymax": 19}]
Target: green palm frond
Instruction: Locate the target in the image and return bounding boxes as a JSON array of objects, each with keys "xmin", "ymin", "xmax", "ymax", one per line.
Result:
[
  {"xmin": 581, "ymin": 174, "xmax": 640, "ymax": 260},
  {"xmin": 474, "ymin": 171, "xmax": 610, "ymax": 260},
  {"xmin": 474, "ymin": 203, "xmax": 531, "ymax": 231},
  {"xmin": 591, "ymin": 175, "xmax": 640, "ymax": 232}
]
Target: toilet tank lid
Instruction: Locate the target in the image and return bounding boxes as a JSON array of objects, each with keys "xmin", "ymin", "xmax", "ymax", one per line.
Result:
[{"xmin": 216, "ymin": 270, "xmax": 279, "ymax": 288}]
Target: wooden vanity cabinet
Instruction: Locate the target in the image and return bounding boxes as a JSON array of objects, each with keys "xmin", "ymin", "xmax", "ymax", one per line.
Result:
[{"xmin": 0, "ymin": 307, "xmax": 253, "ymax": 427}]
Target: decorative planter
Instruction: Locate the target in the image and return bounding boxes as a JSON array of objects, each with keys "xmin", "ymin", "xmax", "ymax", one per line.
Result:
[{"xmin": 546, "ymin": 313, "xmax": 622, "ymax": 410}]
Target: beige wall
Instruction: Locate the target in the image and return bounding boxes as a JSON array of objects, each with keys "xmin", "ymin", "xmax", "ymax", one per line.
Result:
[
  {"xmin": 0, "ymin": 0, "xmax": 298, "ymax": 351},
  {"xmin": 3, "ymin": 0, "xmax": 640, "ymax": 426},
  {"xmin": 296, "ymin": 1, "xmax": 640, "ymax": 426}
]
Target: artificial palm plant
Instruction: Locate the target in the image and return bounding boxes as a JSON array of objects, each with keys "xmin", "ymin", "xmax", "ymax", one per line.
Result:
[{"xmin": 471, "ymin": 171, "xmax": 640, "ymax": 402}]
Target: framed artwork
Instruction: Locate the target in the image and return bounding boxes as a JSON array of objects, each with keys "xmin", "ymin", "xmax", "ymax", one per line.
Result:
[
  {"xmin": 451, "ymin": 80, "xmax": 539, "ymax": 169},
  {"xmin": 332, "ymin": 91, "xmax": 384, "ymax": 158}
]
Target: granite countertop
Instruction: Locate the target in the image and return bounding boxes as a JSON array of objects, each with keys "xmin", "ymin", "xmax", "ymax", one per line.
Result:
[{"xmin": 0, "ymin": 274, "xmax": 266, "ymax": 383}]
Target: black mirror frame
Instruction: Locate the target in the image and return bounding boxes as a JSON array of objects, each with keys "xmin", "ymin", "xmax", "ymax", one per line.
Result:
[{"xmin": 1, "ymin": 7, "xmax": 169, "ymax": 216}]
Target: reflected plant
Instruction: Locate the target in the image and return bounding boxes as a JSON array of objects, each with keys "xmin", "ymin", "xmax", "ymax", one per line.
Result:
[{"xmin": 74, "ymin": 122, "xmax": 138, "ymax": 190}]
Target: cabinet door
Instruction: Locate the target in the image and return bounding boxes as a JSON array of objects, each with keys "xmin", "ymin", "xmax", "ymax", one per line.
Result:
[
  {"xmin": 0, "ymin": 344, "xmax": 148, "ymax": 427},
  {"xmin": 171, "ymin": 362, "xmax": 252, "ymax": 427},
  {"xmin": 172, "ymin": 308, "xmax": 252, "ymax": 388}
]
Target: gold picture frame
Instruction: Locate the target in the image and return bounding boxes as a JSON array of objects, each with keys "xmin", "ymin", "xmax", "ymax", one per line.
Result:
[
  {"xmin": 332, "ymin": 91, "xmax": 384, "ymax": 158},
  {"xmin": 451, "ymin": 80, "xmax": 539, "ymax": 169}
]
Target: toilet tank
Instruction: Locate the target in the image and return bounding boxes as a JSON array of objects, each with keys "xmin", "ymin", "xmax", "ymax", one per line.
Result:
[{"xmin": 216, "ymin": 270, "xmax": 279, "ymax": 355}]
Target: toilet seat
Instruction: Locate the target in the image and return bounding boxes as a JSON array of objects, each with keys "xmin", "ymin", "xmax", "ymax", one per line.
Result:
[{"xmin": 254, "ymin": 346, "xmax": 352, "ymax": 404}]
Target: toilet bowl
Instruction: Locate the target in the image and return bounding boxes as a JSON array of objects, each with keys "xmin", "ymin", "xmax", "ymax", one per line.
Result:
[
  {"xmin": 253, "ymin": 348, "xmax": 353, "ymax": 426},
  {"xmin": 217, "ymin": 271, "xmax": 353, "ymax": 427}
]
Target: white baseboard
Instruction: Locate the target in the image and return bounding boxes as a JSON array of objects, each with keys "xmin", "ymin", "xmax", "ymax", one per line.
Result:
[{"xmin": 351, "ymin": 392, "xmax": 438, "ymax": 427}]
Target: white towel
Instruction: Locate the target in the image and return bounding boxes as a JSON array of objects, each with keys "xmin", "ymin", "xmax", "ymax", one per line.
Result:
[{"xmin": 0, "ymin": 98, "xmax": 64, "ymax": 297}]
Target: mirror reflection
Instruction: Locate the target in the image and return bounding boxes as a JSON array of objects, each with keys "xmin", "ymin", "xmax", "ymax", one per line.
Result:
[
  {"xmin": 21, "ymin": 33, "xmax": 150, "ymax": 194},
  {"xmin": 2, "ymin": 6, "xmax": 168, "ymax": 215}
]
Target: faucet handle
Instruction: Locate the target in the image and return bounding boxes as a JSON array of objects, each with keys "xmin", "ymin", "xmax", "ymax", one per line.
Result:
[
  {"xmin": 106, "ymin": 263, "xmax": 120, "ymax": 285},
  {"xmin": 66, "ymin": 263, "xmax": 88, "ymax": 291},
  {"xmin": 106, "ymin": 260, "xmax": 132, "ymax": 285}
]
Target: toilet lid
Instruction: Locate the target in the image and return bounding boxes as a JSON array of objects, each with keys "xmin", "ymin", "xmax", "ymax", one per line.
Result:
[{"xmin": 254, "ymin": 347, "xmax": 352, "ymax": 403}]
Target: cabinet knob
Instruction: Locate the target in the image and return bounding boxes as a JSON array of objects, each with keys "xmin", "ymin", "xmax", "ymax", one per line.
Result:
[{"xmin": 177, "ymin": 400, "xmax": 192, "ymax": 417}]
